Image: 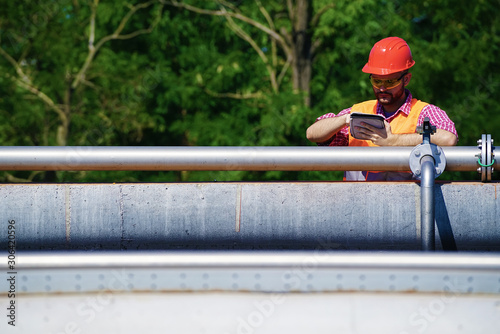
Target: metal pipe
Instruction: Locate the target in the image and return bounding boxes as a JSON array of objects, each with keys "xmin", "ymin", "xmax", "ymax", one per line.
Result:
[
  {"xmin": 8, "ymin": 251, "xmax": 500, "ymax": 271},
  {"xmin": 0, "ymin": 146, "xmax": 492, "ymax": 172},
  {"xmin": 421, "ymin": 156, "xmax": 436, "ymax": 251}
]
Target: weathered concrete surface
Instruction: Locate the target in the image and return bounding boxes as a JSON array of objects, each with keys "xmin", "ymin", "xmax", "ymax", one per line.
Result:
[{"xmin": 0, "ymin": 182, "xmax": 498, "ymax": 251}]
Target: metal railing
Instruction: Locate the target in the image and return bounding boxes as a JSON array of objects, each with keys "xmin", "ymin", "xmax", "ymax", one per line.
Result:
[
  {"xmin": 0, "ymin": 145, "xmax": 494, "ymax": 172},
  {"xmin": 13, "ymin": 251, "xmax": 500, "ymax": 271}
]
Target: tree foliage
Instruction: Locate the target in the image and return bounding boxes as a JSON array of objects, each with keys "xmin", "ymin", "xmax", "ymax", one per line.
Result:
[{"xmin": 0, "ymin": 0, "xmax": 498, "ymax": 182}]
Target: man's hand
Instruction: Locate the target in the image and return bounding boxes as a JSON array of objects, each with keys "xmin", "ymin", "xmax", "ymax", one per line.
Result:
[
  {"xmin": 353, "ymin": 121, "xmax": 457, "ymax": 146},
  {"xmin": 352, "ymin": 120, "xmax": 392, "ymax": 145}
]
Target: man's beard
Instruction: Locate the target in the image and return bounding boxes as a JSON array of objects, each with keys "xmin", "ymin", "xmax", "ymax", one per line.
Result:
[
  {"xmin": 375, "ymin": 86, "xmax": 405, "ymax": 105},
  {"xmin": 376, "ymin": 92, "xmax": 394, "ymax": 105}
]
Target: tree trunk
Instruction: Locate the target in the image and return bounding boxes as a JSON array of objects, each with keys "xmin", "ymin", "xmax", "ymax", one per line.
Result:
[
  {"xmin": 291, "ymin": 0, "xmax": 313, "ymax": 107},
  {"xmin": 57, "ymin": 84, "xmax": 72, "ymax": 146}
]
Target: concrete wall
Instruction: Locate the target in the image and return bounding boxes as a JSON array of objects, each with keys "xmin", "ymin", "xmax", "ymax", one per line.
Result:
[{"xmin": 1, "ymin": 182, "xmax": 498, "ymax": 251}]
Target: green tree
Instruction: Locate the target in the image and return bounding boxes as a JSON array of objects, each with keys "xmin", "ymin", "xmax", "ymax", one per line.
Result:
[
  {"xmin": 161, "ymin": 0, "xmax": 340, "ymax": 107},
  {"xmin": 0, "ymin": 0, "xmax": 497, "ymax": 182},
  {"xmin": 0, "ymin": 0, "xmax": 165, "ymax": 181}
]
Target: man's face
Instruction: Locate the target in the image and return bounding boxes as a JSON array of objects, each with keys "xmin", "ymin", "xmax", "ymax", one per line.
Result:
[{"xmin": 370, "ymin": 71, "xmax": 408, "ymax": 106}]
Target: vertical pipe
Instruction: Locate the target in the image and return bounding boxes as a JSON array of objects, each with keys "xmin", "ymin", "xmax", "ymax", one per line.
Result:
[{"xmin": 421, "ymin": 156, "xmax": 436, "ymax": 251}]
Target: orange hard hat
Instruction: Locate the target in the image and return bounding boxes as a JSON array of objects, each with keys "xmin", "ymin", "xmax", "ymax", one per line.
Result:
[{"xmin": 362, "ymin": 37, "xmax": 415, "ymax": 75}]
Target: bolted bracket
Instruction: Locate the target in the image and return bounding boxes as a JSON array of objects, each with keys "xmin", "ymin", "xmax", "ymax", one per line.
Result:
[
  {"xmin": 410, "ymin": 118, "xmax": 446, "ymax": 179},
  {"xmin": 410, "ymin": 144, "xmax": 446, "ymax": 179},
  {"xmin": 477, "ymin": 134, "xmax": 495, "ymax": 182}
]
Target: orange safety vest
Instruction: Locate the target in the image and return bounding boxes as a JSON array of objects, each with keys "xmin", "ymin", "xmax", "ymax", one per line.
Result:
[{"xmin": 345, "ymin": 98, "xmax": 428, "ymax": 181}]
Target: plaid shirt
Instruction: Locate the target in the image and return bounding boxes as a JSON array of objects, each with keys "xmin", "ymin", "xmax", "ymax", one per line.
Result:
[{"xmin": 316, "ymin": 90, "xmax": 458, "ymax": 146}]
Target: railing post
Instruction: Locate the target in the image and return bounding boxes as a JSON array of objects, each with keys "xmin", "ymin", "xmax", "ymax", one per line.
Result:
[
  {"xmin": 420, "ymin": 155, "xmax": 436, "ymax": 251},
  {"xmin": 410, "ymin": 118, "xmax": 446, "ymax": 251}
]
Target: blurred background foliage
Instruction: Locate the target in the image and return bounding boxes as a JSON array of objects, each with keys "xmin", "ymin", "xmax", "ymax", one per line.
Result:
[{"xmin": 0, "ymin": 0, "xmax": 498, "ymax": 182}]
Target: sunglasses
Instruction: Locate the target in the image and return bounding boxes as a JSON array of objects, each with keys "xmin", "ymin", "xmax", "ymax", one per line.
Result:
[{"xmin": 369, "ymin": 72, "xmax": 407, "ymax": 89}]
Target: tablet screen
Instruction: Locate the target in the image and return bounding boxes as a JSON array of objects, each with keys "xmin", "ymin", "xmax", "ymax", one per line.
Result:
[{"xmin": 349, "ymin": 112, "xmax": 386, "ymax": 139}]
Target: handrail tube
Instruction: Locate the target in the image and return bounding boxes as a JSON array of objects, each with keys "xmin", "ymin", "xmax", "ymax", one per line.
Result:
[
  {"xmin": 420, "ymin": 156, "xmax": 436, "ymax": 251},
  {"xmin": 7, "ymin": 251, "xmax": 500, "ymax": 271},
  {"xmin": 0, "ymin": 146, "xmax": 493, "ymax": 172}
]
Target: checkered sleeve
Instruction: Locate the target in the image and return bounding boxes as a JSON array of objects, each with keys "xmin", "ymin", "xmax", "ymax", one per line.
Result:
[
  {"xmin": 315, "ymin": 108, "xmax": 351, "ymax": 146},
  {"xmin": 417, "ymin": 104, "xmax": 458, "ymax": 138}
]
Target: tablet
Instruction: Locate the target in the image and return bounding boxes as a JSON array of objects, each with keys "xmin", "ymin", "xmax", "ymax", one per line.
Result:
[{"xmin": 349, "ymin": 112, "xmax": 386, "ymax": 139}]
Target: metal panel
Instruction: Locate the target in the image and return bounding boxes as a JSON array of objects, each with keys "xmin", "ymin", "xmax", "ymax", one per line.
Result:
[
  {"xmin": 1, "ymin": 252, "xmax": 499, "ymax": 333},
  {"xmin": 4, "ymin": 251, "xmax": 500, "ymax": 294},
  {"xmin": 3, "ymin": 292, "xmax": 499, "ymax": 334}
]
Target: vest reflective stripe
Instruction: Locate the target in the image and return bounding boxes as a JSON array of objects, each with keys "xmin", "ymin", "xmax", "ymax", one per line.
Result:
[{"xmin": 345, "ymin": 99, "xmax": 428, "ymax": 181}]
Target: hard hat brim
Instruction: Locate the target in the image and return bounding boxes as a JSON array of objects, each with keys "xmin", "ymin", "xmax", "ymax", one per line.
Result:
[{"xmin": 362, "ymin": 60, "xmax": 415, "ymax": 75}]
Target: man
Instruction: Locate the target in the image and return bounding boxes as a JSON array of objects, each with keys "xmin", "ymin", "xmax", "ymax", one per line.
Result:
[{"xmin": 306, "ymin": 36, "xmax": 458, "ymax": 181}]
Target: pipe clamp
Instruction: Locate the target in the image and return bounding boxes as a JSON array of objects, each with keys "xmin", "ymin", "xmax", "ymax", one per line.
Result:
[
  {"xmin": 410, "ymin": 143, "xmax": 446, "ymax": 179},
  {"xmin": 477, "ymin": 134, "xmax": 494, "ymax": 182}
]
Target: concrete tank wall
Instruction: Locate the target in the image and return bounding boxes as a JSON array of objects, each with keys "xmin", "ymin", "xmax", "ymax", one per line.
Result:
[{"xmin": 0, "ymin": 182, "xmax": 498, "ymax": 251}]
